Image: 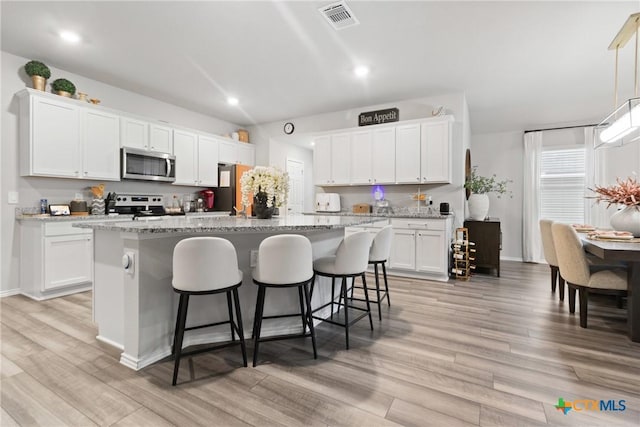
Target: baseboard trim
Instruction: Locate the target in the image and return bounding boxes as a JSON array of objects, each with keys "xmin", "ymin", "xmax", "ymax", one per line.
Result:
[
  {"xmin": 96, "ymin": 335, "xmax": 124, "ymax": 351},
  {"xmin": 0, "ymin": 288, "xmax": 21, "ymax": 298},
  {"xmin": 501, "ymin": 256, "xmax": 524, "ymax": 262}
]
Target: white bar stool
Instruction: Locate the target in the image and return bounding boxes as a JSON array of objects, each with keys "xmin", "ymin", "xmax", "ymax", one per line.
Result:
[
  {"xmin": 171, "ymin": 237, "xmax": 247, "ymax": 386},
  {"xmin": 252, "ymin": 234, "xmax": 317, "ymax": 367},
  {"xmin": 311, "ymin": 231, "xmax": 374, "ymax": 349}
]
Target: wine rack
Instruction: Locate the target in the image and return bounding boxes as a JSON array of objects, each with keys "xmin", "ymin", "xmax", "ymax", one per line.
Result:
[{"xmin": 451, "ymin": 227, "xmax": 475, "ymax": 280}]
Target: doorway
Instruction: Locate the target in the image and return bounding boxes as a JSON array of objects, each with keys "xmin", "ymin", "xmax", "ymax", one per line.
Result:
[{"xmin": 286, "ymin": 158, "xmax": 304, "ymax": 215}]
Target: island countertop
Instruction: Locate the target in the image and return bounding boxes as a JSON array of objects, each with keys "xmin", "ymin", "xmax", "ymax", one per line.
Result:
[{"xmin": 75, "ymin": 214, "xmax": 380, "ymax": 234}]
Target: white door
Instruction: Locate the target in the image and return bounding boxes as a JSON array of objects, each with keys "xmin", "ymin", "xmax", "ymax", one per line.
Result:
[
  {"xmin": 331, "ymin": 133, "xmax": 351, "ymax": 184},
  {"xmin": 390, "ymin": 229, "xmax": 416, "ymax": 270},
  {"xmin": 350, "ymin": 130, "xmax": 373, "ymax": 184},
  {"xmin": 313, "ymin": 136, "xmax": 332, "ymax": 185},
  {"xmin": 286, "ymin": 158, "xmax": 305, "ymax": 215},
  {"xmin": 372, "ymin": 127, "xmax": 396, "ymax": 184},
  {"xmin": 416, "ymin": 230, "xmax": 446, "ymax": 273},
  {"xmin": 421, "ymin": 121, "xmax": 452, "ymax": 183},
  {"xmin": 43, "ymin": 234, "xmax": 93, "ymax": 290},
  {"xmin": 197, "ymin": 136, "xmax": 219, "ymax": 187},
  {"xmin": 149, "ymin": 124, "xmax": 173, "ymax": 153},
  {"xmin": 120, "ymin": 117, "xmax": 148, "ymax": 149},
  {"xmin": 395, "ymin": 123, "xmax": 421, "ymax": 184},
  {"xmin": 83, "ymin": 110, "xmax": 120, "ymax": 180},
  {"xmin": 173, "ymin": 130, "xmax": 198, "ymax": 186}
]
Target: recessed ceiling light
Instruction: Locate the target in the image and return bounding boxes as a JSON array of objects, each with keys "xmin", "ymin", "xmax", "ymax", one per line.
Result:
[
  {"xmin": 310, "ymin": 141, "xmax": 315, "ymax": 146},
  {"xmin": 59, "ymin": 31, "xmax": 81, "ymax": 44},
  {"xmin": 354, "ymin": 66, "xmax": 369, "ymax": 78},
  {"xmin": 227, "ymin": 97, "xmax": 239, "ymax": 106}
]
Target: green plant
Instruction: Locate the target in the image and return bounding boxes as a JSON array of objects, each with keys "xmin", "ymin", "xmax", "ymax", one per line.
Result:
[
  {"xmin": 464, "ymin": 166, "xmax": 512, "ymax": 197},
  {"xmin": 24, "ymin": 60, "xmax": 51, "ymax": 79},
  {"xmin": 51, "ymin": 78, "xmax": 76, "ymax": 95}
]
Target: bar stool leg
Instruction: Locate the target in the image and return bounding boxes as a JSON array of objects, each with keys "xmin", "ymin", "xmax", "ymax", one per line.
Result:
[
  {"xmin": 303, "ymin": 281, "xmax": 317, "ymax": 359},
  {"xmin": 330, "ymin": 277, "xmax": 336, "ymax": 319},
  {"xmin": 226, "ymin": 291, "xmax": 235, "ymax": 341},
  {"xmin": 298, "ymin": 286, "xmax": 307, "ymax": 334},
  {"xmin": 382, "ymin": 262, "xmax": 390, "ymax": 306},
  {"xmin": 361, "ymin": 273, "xmax": 374, "ymax": 330},
  {"xmin": 252, "ymin": 286, "xmax": 266, "ymax": 367},
  {"xmin": 172, "ymin": 294, "xmax": 190, "ymax": 386},
  {"xmin": 341, "ymin": 277, "xmax": 349, "ymax": 350},
  {"xmin": 374, "ymin": 263, "xmax": 382, "ymax": 321},
  {"xmin": 232, "ymin": 288, "xmax": 248, "ymax": 367}
]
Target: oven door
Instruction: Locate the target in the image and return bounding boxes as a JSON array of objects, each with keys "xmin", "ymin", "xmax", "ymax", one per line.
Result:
[{"xmin": 121, "ymin": 148, "xmax": 176, "ymax": 182}]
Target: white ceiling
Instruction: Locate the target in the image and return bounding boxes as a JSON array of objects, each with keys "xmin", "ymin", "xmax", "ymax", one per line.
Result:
[{"xmin": 2, "ymin": 1, "xmax": 639, "ymax": 134}]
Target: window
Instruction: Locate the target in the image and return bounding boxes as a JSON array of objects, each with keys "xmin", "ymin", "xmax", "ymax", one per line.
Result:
[{"xmin": 539, "ymin": 147, "xmax": 586, "ymax": 224}]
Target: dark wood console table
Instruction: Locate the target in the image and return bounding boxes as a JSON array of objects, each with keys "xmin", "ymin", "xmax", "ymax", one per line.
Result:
[{"xmin": 464, "ymin": 218, "xmax": 501, "ymax": 277}]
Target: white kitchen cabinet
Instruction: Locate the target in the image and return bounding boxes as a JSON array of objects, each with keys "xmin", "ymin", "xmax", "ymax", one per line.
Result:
[
  {"xmin": 219, "ymin": 140, "xmax": 237, "ymax": 164},
  {"xmin": 219, "ymin": 139, "xmax": 255, "ymax": 166},
  {"xmin": 149, "ymin": 123, "xmax": 173, "ymax": 153},
  {"xmin": 18, "ymin": 90, "xmax": 119, "ymax": 181},
  {"xmin": 120, "ymin": 117, "xmax": 149, "ymax": 150},
  {"xmin": 331, "ymin": 133, "xmax": 351, "ymax": 184},
  {"xmin": 237, "ymin": 143, "xmax": 255, "ymax": 166},
  {"xmin": 313, "ymin": 135, "xmax": 332, "ymax": 185},
  {"xmin": 416, "ymin": 230, "xmax": 447, "ymax": 273},
  {"xmin": 421, "ymin": 119, "xmax": 452, "ymax": 183},
  {"xmin": 350, "ymin": 130, "xmax": 373, "ymax": 184},
  {"xmin": 390, "ymin": 229, "xmax": 416, "ymax": 270},
  {"xmin": 372, "ymin": 127, "xmax": 395, "ymax": 184},
  {"xmin": 174, "ymin": 130, "xmax": 218, "ymax": 187},
  {"xmin": 83, "ymin": 109, "xmax": 120, "ymax": 180},
  {"xmin": 395, "ymin": 123, "xmax": 421, "ymax": 184},
  {"xmin": 20, "ymin": 221, "xmax": 94, "ymax": 300}
]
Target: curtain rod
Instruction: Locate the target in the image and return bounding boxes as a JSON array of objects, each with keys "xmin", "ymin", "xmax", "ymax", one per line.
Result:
[{"xmin": 523, "ymin": 123, "xmax": 598, "ymax": 134}]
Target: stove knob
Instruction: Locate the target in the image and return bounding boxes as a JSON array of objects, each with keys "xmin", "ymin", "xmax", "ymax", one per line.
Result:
[
  {"xmin": 117, "ymin": 197, "xmax": 121, "ymax": 201},
  {"xmin": 123, "ymin": 197, "xmax": 127, "ymax": 201}
]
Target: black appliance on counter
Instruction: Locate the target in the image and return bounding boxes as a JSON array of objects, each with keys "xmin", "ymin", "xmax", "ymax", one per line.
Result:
[{"xmin": 112, "ymin": 193, "xmax": 184, "ymax": 218}]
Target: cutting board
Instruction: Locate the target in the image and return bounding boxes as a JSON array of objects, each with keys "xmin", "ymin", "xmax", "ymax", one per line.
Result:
[{"xmin": 352, "ymin": 203, "xmax": 371, "ymax": 213}]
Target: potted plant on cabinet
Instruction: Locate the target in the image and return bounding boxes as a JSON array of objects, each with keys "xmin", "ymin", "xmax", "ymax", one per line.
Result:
[
  {"xmin": 464, "ymin": 166, "xmax": 511, "ymax": 220},
  {"xmin": 51, "ymin": 78, "xmax": 76, "ymax": 97},
  {"xmin": 24, "ymin": 60, "xmax": 51, "ymax": 91}
]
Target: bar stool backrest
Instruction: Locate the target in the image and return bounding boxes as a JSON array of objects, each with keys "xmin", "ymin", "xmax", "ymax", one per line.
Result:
[
  {"xmin": 334, "ymin": 231, "xmax": 374, "ymax": 275},
  {"xmin": 539, "ymin": 219, "xmax": 558, "ymax": 267},
  {"xmin": 255, "ymin": 234, "xmax": 313, "ymax": 284},
  {"xmin": 173, "ymin": 237, "xmax": 241, "ymax": 292},
  {"xmin": 369, "ymin": 225, "xmax": 393, "ymax": 262},
  {"xmin": 551, "ymin": 223, "xmax": 590, "ymax": 286}
]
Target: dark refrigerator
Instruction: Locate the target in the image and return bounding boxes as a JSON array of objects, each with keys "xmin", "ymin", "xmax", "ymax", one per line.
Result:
[{"xmin": 213, "ymin": 164, "xmax": 253, "ymax": 215}]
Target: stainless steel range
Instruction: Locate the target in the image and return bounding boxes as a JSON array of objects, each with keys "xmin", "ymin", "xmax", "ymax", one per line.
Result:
[{"xmin": 111, "ymin": 193, "xmax": 169, "ymax": 217}]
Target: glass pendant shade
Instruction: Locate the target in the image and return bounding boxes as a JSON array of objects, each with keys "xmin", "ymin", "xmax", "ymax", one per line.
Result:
[{"xmin": 595, "ymin": 97, "xmax": 640, "ymax": 147}]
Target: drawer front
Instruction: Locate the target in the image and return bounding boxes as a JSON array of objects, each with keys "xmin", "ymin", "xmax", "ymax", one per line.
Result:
[
  {"xmin": 391, "ymin": 218, "xmax": 445, "ymax": 231},
  {"xmin": 45, "ymin": 222, "xmax": 93, "ymax": 237}
]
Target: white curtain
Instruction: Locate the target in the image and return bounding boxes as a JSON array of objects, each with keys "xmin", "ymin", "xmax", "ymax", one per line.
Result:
[{"xmin": 522, "ymin": 131, "xmax": 543, "ymax": 262}]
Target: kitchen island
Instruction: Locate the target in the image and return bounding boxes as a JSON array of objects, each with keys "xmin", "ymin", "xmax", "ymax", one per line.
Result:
[{"xmin": 77, "ymin": 214, "xmax": 378, "ymax": 370}]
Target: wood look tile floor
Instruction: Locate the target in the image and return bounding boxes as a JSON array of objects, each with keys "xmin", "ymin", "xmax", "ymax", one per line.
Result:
[{"xmin": 2, "ymin": 261, "xmax": 640, "ymax": 426}]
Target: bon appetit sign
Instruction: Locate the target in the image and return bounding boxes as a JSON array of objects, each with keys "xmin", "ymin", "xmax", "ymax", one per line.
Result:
[{"xmin": 358, "ymin": 108, "xmax": 399, "ymax": 126}]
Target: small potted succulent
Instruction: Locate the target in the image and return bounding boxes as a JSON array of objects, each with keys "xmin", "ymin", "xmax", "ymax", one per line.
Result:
[
  {"xmin": 51, "ymin": 78, "xmax": 76, "ymax": 97},
  {"xmin": 24, "ymin": 60, "xmax": 51, "ymax": 91}
]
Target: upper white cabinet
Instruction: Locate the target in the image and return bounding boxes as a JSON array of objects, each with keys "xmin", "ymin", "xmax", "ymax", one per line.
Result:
[
  {"xmin": 219, "ymin": 140, "xmax": 255, "ymax": 166},
  {"xmin": 121, "ymin": 117, "xmax": 173, "ymax": 153},
  {"xmin": 421, "ymin": 120, "xmax": 452, "ymax": 183},
  {"xmin": 350, "ymin": 130, "xmax": 373, "ymax": 184},
  {"xmin": 371, "ymin": 127, "xmax": 395, "ymax": 184},
  {"xmin": 19, "ymin": 90, "xmax": 119, "ymax": 181},
  {"xmin": 313, "ymin": 133, "xmax": 351, "ymax": 185},
  {"xmin": 173, "ymin": 130, "xmax": 219, "ymax": 187},
  {"xmin": 395, "ymin": 123, "xmax": 421, "ymax": 184}
]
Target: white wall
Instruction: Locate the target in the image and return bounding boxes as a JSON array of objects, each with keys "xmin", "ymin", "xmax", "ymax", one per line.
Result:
[
  {"xmin": 1, "ymin": 51, "xmax": 241, "ymax": 293},
  {"xmin": 268, "ymin": 137, "xmax": 314, "ymax": 213},
  {"xmin": 248, "ymin": 92, "xmax": 469, "ymax": 229}
]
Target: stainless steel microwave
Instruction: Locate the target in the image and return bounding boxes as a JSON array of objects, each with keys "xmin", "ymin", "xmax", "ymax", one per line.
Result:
[{"xmin": 121, "ymin": 147, "xmax": 176, "ymax": 182}]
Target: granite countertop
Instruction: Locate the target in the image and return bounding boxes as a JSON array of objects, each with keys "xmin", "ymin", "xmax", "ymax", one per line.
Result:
[
  {"xmin": 303, "ymin": 211, "xmax": 451, "ymax": 219},
  {"xmin": 16, "ymin": 214, "xmax": 134, "ymax": 222},
  {"xmin": 74, "ymin": 214, "xmax": 380, "ymax": 234}
]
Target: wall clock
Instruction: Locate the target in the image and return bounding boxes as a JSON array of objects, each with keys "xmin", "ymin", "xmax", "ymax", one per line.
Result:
[{"xmin": 284, "ymin": 122, "xmax": 295, "ymax": 135}]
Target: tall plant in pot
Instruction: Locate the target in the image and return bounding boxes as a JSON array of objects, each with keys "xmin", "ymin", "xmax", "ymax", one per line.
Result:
[
  {"xmin": 24, "ymin": 60, "xmax": 51, "ymax": 91},
  {"xmin": 464, "ymin": 167, "xmax": 511, "ymax": 220},
  {"xmin": 51, "ymin": 78, "xmax": 76, "ymax": 97},
  {"xmin": 240, "ymin": 166, "xmax": 289, "ymax": 219},
  {"xmin": 591, "ymin": 176, "xmax": 640, "ymax": 236}
]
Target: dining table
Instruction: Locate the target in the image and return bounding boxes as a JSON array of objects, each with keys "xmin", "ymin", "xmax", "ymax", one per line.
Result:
[{"xmin": 582, "ymin": 237, "xmax": 640, "ymax": 342}]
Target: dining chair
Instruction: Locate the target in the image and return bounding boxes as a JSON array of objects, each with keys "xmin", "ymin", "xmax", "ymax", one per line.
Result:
[
  {"xmin": 539, "ymin": 219, "xmax": 565, "ymax": 300},
  {"xmin": 551, "ymin": 223, "xmax": 628, "ymax": 328}
]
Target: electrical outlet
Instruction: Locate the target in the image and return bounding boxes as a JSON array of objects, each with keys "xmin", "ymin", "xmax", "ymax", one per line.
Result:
[
  {"xmin": 8, "ymin": 192, "xmax": 18, "ymax": 204},
  {"xmin": 250, "ymin": 250, "xmax": 258, "ymax": 267},
  {"xmin": 75, "ymin": 193, "xmax": 83, "ymax": 200}
]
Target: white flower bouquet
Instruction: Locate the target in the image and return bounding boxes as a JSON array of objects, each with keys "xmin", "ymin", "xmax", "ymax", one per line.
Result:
[{"xmin": 240, "ymin": 166, "xmax": 290, "ymax": 209}]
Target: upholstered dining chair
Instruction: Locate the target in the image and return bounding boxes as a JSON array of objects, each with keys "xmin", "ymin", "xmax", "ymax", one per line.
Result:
[
  {"xmin": 539, "ymin": 219, "xmax": 565, "ymax": 300},
  {"xmin": 551, "ymin": 223, "xmax": 628, "ymax": 328}
]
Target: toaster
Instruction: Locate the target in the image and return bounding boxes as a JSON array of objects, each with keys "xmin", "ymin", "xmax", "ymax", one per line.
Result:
[{"xmin": 315, "ymin": 193, "xmax": 341, "ymax": 212}]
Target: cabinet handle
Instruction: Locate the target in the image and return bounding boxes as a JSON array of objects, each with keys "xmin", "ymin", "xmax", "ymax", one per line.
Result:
[
  {"xmin": 416, "ymin": 177, "xmax": 420, "ymax": 181},
  {"xmin": 74, "ymin": 171, "xmax": 79, "ymax": 175},
  {"xmin": 83, "ymin": 171, "xmax": 88, "ymax": 176}
]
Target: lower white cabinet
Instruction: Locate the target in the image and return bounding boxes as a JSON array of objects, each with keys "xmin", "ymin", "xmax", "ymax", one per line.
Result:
[
  {"xmin": 20, "ymin": 221, "xmax": 94, "ymax": 300},
  {"xmin": 390, "ymin": 229, "xmax": 416, "ymax": 270},
  {"xmin": 415, "ymin": 230, "xmax": 447, "ymax": 273}
]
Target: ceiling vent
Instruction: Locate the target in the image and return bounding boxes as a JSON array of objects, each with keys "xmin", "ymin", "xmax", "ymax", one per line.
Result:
[{"xmin": 319, "ymin": 1, "xmax": 359, "ymax": 30}]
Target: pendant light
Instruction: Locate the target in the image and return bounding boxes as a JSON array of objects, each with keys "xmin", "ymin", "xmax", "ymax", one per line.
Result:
[{"xmin": 595, "ymin": 13, "xmax": 640, "ymax": 147}]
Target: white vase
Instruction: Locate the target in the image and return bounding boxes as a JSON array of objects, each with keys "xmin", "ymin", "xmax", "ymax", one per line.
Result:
[
  {"xmin": 610, "ymin": 205, "xmax": 640, "ymax": 237},
  {"xmin": 468, "ymin": 193, "xmax": 489, "ymax": 220}
]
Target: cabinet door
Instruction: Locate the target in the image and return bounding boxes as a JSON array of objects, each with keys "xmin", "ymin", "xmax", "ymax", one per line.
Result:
[
  {"xmin": 313, "ymin": 135, "xmax": 332, "ymax": 185},
  {"xmin": 219, "ymin": 141, "xmax": 237, "ymax": 164},
  {"xmin": 32, "ymin": 97, "xmax": 81, "ymax": 177},
  {"xmin": 331, "ymin": 133, "xmax": 351, "ymax": 184},
  {"xmin": 390, "ymin": 229, "xmax": 416, "ymax": 270},
  {"xmin": 120, "ymin": 117, "xmax": 148, "ymax": 149},
  {"xmin": 149, "ymin": 124, "xmax": 173, "ymax": 153},
  {"xmin": 43, "ymin": 234, "xmax": 93, "ymax": 291},
  {"xmin": 395, "ymin": 123, "xmax": 421, "ymax": 184},
  {"xmin": 237, "ymin": 144, "xmax": 255, "ymax": 166},
  {"xmin": 350, "ymin": 130, "xmax": 372, "ymax": 184},
  {"xmin": 372, "ymin": 127, "xmax": 395, "ymax": 184},
  {"xmin": 415, "ymin": 230, "xmax": 446, "ymax": 273},
  {"xmin": 197, "ymin": 136, "xmax": 219, "ymax": 186},
  {"xmin": 173, "ymin": 130, "xmax": 198, "ymax": 186},
  {"xmin": 421, "ymin": 121, "xmax": 452, "ymax": 183},
  {"xmin": 83, "ymin": 110, "xmax": 120, "ymax": 180}
]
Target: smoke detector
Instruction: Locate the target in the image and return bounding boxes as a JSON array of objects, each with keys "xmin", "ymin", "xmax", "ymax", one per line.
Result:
[{"xmin": 319, "ymin": 1, "xmax": 359, "ymax": 30}]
